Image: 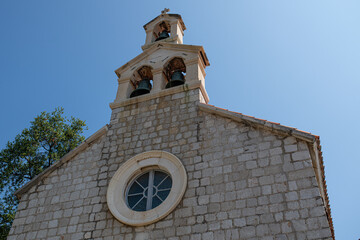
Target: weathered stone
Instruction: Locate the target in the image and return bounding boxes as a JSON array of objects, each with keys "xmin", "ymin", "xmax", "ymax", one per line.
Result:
[{"xmin": 8, "ymin": 12, "xmax": 333, "ymax": 240}]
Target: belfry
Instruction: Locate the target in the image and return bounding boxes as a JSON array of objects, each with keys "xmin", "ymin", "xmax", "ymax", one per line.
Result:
[
  {"xmin": 9, "ymin": 10, "xmax": 334, "ymax": 240},
  {"xmin": 111, "ymin": 9, "xmax": 209, "ymax": 107}
]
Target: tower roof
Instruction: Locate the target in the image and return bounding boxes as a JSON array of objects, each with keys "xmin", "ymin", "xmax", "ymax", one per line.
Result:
[{"xmin": 143, "ymin": 13, "xmax": 186, "ymax": 32}]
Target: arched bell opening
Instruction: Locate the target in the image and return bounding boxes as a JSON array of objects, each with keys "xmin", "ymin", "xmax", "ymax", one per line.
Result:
[
  {"xmin": 130, "ymin": 66, "xmax": 153, "ymax": 98},
  {"xmin": 153, "ymin": 21, "xmax": 171, "ymax": 42},
  {"xmin": 164, "ymin": 57, "xmax": 186, "ymax": 89}
]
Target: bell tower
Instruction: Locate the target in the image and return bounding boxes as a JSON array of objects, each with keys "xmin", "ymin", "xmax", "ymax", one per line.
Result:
[
  {"xmin": 142, "ymin": 8, "xmax": 186, "ymax": 49},
  {"xmin": 109, "ymin": 9, "xmax": 210, "ymax": 110}
]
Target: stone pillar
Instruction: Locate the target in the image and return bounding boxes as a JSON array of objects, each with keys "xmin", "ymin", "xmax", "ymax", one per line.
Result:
[
  {"xmin": 170, "ymin": 21, "xmax": 183, "ymax": 44},
  {"xmin": 185, "ymin": 59, "xmax": 205, "ymax": 85},
  {"xmin": 145, "ymin": 30, "xmax": 153, "ymax": 45},
  {"xmin": 152, "ymin": 68, "xmax": 165, "ymax": 92},
  {"xmin": 115, "ymin": 78, "xmax": 133, "ymax": 101}
]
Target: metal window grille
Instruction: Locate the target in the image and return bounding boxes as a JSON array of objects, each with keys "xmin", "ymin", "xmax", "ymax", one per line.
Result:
[{"xmin": 126, "ymin": 170, "xmax": 172, "ymax": 212}]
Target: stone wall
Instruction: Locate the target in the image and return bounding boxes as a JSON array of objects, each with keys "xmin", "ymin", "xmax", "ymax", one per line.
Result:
[
  {"xmin": 8, "ymin": 134, "xmax": 106, "ymax": 240},
  {"xmin": 193, "ymin": 112, "xmax": 332, "ymax": 240},
  {"xmin": 8, "ymin": 88, "xmax": 332, "ymax": 240}
]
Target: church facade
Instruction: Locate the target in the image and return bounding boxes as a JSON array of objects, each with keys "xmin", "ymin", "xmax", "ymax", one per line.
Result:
[{"xmin": 8, "ymin": 11, "xmax": 334, "ymax": 240}]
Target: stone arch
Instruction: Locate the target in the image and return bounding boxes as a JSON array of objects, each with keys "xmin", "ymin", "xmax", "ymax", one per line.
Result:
[
  {"xmin": 152, "ymin": 21, "xmax": 171, "ymax": 42},
  {"xmin": 163, "ymin": 57, "xmax": 186, "ymax": 87},
  {"xmin": 130, "ymin": 65, "xmax": 153, "ymax": 89}
]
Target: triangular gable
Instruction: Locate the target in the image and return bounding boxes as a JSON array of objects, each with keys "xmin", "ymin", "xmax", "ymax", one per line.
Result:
[
  {"xmin": 115, "ymin": 42, "xmax": 209, "ymax": 78},
  {"xmin": 143, "ymin": 13, "xmax": 186, "ymax": 31}
]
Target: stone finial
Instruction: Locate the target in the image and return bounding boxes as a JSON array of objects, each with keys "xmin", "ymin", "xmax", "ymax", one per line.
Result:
[{"xmin": 161, "ymin": 8, "xmax": 170, "ymax": 15}]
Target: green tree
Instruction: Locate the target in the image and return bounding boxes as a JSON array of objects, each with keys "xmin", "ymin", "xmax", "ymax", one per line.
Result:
[{"xmin": 0, "ymin": 107, "xmax": 87, "ymax": 239}]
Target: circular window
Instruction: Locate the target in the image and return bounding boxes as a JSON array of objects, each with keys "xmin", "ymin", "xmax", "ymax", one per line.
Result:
[
  {"xmin": 107, "ymin": 151, "xmax": 187, "ymax": 226},
  {"xmin": 126, "ymin": 170, "xmax": 172, "ymax": 211}
]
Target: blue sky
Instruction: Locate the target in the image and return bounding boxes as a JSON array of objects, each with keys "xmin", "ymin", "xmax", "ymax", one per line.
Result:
[{"xmin": 1, "ymin": 1, "xmax": 359, "ymax": 239}]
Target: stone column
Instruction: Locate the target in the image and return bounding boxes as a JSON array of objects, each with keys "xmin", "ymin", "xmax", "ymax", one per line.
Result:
[
  {"xmin": 115, "ymin": 78, "xmax": 132, "ymax": 101},
  {"xmin": 152, "ymin": 68, "xmax": 165, "ymax": 92}
]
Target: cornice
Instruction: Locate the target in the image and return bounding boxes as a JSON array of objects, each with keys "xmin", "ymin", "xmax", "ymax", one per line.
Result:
[
  {"xmin": 114, "ymin": 43, "xmax": 208, "ymax": 77},
  {"xmin": 109, "ymin": 81, "xmax": 209, "ymax": 109}
]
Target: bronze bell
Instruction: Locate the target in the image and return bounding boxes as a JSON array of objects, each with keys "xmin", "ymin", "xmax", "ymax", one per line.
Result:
[
  {"xmin": 155, "ymin": 30, "xmax": 169, "ymax": 41},
  {"xmin": 130, "ymin": 78, "xmax": 152, "ymax": 98},
  {"xmin": 165, "ymin": 71, "xmax": 185, "ymax": 89}
]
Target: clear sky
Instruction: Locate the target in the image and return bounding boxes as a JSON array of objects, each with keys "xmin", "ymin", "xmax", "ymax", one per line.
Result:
[{"xmin": 0, "ymin": 0, "xmax": 359, "ymax": 239}]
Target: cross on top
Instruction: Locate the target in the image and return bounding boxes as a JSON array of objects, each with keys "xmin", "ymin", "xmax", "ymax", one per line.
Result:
[{"xmin": 161, "ymin": 8, "xmax": 170, "ymax": 14}]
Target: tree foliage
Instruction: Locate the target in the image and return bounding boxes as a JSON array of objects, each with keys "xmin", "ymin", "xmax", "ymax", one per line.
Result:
[{"xmin": 0, "ymin": 108, "xmax": 87, "ymax": 239}]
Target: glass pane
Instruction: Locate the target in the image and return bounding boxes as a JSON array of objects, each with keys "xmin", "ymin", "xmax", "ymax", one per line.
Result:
[
  {"xmin": 144, "ymin": 188, "xmax": 149, "ymax": 198},
  {"xmin": 132, "ymin": 197, "xmax": 147, "ymax": 212},
  {"xmin": 158, "ymin": 175, "xmax": 172, "ymax": 190},
  {"xmin": 157, "ymin": 189, "xmax": 171, "ymax": 201},
  {"xmin": 128, "ymin": 181, "xmax": 143, "ymax": 195},
  {"xmin": 153, "ymin": 171, "xmax": 168, "ymax": 186},
  {"xmin": 152, "ymin": 195, "xmax": 163, "ymax": 209},
  {"xmin": 136, "ymin": 172, "xmax": 150, "ymax": 189},
  {"xmin": 128, "ymin": 194, "xmax": 143, "ymax": 209}
]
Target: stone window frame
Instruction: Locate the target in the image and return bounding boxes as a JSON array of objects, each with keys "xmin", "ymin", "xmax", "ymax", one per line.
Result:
[{"xmin": 107, "ymin": 150, "xmax": 187, "ymax": 226}]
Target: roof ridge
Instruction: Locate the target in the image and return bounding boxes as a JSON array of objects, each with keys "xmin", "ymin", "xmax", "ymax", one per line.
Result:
[{"xmin": 199, "ymin": 103, "xmax": 317, "ymax": 142}]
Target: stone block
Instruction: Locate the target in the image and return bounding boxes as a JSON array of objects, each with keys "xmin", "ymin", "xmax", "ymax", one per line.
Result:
[
  {"xmin": 239, "ymin": 226, "xmax": 255, "ymax": 238},
  {"xmin": 292, "ymin": 151, "xmax": 311, "ymax": 161}
]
